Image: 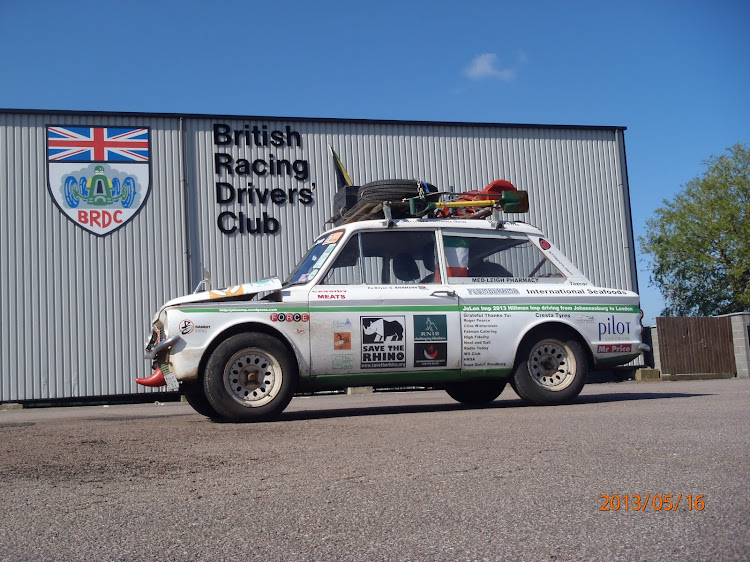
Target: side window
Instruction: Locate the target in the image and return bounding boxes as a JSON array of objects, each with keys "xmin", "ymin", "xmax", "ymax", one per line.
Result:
[
  {"xmin": 320, "ymin": 236, "xmax": 362, "ymax": 285},
  {"xmin": 443, "ymin": 232, "xmax": 564, "ymax": 283},
  {"xmin": 360, "ymin": 231, "xmax": 439, "ymax": 285}
]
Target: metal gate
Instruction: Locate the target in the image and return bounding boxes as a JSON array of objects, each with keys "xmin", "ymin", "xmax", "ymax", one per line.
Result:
[{"xmin": 657, "ymin": 317, "xmax": 736, "ymax": 375}]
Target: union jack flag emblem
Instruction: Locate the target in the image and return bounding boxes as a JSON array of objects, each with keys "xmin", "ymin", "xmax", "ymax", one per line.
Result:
[
  {"xmin": 47, "ymin": 124, "xmax": 151, "ymax": 236},
  {"xmin": 47, "ymin": 126, "xmax": 149, "ymax": 162}
]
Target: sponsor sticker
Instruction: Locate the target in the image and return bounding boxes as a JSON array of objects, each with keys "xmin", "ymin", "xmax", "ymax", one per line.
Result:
[
  {"xmin": 323, "ymin": 232, "xmax": 343, "ymax": 245},
  {"xmin": 597, "ymin": 344, "xmax": 633, "ymax": 354},
  {"xmin": 413, "ymin": 315, "xmax": 448, "ymax": 342},
  {"xmin": 332, "ymin": 355, "xmax": 353, "ymax": 370},
  {"xmin": 270, "ymin": 312, "xmax": 310, "ymax": 322},
  {"xmin": 361, "ymin": 316, "xmax": 405, "ymax": 369},
  {"xmin": 414, "ymin": 343, "xmax": 447, "ymax": 367},
  {"xmin": 598, "ymin": 315, "xmax": 632, "ymax": 340},
  {"xmin": 470, "ymin": 277, "xmax": 540, "ymax": 283},
  {"xmin": 467, "ymin": 288, "xmax": 520, "ymax": 295},
  {"xmin": 179, "ymin": 319, "xmax": 194, "ymax": 335},
  {"xmin": 334, "ymin": 332, "xmax": 352, "ymax": 350}
]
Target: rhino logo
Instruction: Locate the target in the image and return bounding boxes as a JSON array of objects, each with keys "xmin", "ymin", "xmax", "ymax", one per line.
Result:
[{"xmin": 362, "ymin": 317, "xmax": 405, "ymax": 343}]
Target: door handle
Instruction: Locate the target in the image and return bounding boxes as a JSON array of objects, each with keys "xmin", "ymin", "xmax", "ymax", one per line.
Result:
[{"xmin": 430, "ymin": 290, "xmax": 456, "ymax": 297}]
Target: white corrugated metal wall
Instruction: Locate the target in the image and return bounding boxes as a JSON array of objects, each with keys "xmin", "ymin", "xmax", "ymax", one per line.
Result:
[
  {"xmin": 1, "ymin": 112, "xmax": 189, "ymax": 401},
  {"xmin": 0, "ymin": 110, "xmax": 637, "ymax": 401}
]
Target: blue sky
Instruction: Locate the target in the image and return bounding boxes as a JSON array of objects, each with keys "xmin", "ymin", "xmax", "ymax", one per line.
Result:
[{"xmin": 2, "ymin": 0, "xmax": 748, "ymax": 323}]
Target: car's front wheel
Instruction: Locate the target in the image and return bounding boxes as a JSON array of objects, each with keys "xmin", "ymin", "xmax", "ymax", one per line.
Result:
[
  {"xmin": 181, "ymin": 381, "xmax": 220, "ymax": 418},
  {"xmin": 203, "ymin": 333, "xmax": 298, "ymax": 422},
  {"xmin": 511, "ymin": 330, "xmax": 587, "ymax": 405}
]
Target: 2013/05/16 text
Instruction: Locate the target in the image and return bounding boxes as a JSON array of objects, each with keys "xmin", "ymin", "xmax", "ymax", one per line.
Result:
[{"xmin": 600, "ymin": 494, "xmax": 705, "ymax": 511}]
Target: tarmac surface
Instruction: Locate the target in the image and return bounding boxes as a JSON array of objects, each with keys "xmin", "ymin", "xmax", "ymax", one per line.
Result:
[{"xmin": 1, "ymin": 378, "xmax": 749, "ymax": 561}]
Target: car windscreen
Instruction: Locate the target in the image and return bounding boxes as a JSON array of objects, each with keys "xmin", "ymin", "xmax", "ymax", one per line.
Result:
[{"xmin": 285, "ymin": 230, "xmax": 344, "ymax": 286}]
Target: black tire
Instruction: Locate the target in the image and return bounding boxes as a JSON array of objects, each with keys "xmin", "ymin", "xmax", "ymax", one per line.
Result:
[
  {"xmin": 203, "ymin": 333, "xmax": 298, "ymax": 422},
  {"xmin": 181, "ymin": 382, "xmax": 220, "ymax": 418},
  {"xmin": 511, "ymin": 330, "xmax": 587, "ymax": 405},
  {"xmin": 358, "ymin": 179, "xmax": 438, "ymax": 203},
  {"xmin": 445, "ymin": 379, "xmax": 507, "ymax": 406}
]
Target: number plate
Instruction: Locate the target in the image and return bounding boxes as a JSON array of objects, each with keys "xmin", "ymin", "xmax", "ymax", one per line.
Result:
[{"xmin": 164, "ymin": 372, "xmax": 179, "ymax": 392}]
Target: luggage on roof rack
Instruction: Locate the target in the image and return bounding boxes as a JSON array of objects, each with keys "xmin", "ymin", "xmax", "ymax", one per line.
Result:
[{"xmin": 328, "ymin": 179, "xmax": 528, "ymax": 226}]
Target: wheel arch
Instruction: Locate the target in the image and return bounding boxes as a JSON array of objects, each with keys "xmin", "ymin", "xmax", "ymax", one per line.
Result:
[
  {"xmin": 514, "ymin": 321, "xmax": 594, "ymax": 370},
  {"xmin": 197, "ymin": 322, "xmax": 303, "ymax": 384}
]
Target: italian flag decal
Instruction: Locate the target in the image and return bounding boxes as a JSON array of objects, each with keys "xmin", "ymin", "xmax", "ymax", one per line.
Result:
[{"xmin": 445, "ymin": 237, "xmax": 469, "ymax": 277}]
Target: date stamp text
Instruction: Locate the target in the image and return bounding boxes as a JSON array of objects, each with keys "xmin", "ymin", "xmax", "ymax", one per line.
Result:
[{"xmin": 600, "ymin": 494, "xmax": 705, "ymax": 512}]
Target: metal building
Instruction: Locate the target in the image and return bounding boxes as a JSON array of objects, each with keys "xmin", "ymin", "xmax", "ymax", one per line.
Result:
[{"xmin": 0, "ymin": 109, "xmax": 637, "ymax": 402}]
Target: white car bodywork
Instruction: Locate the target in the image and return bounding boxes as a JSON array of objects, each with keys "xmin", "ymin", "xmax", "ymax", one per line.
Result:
[{"xmin": 143, "ymin": 218, "xmax": 645, "ymax": 407}]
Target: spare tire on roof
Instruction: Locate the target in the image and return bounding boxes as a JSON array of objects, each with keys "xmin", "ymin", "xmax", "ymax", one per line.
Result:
[{"xmin": 357, "ymin": 179, "xmax": 439, "ymax": 203}]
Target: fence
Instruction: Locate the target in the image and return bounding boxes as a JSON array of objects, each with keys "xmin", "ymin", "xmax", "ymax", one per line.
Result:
[{"xmin": 655, "ymin": 316, "xmax": 738, "ymax": 376}]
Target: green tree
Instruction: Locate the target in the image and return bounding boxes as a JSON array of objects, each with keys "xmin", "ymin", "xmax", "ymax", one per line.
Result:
[{"xmin": 640, "ymin": 143, "xmax": 750, "ymax": 317}]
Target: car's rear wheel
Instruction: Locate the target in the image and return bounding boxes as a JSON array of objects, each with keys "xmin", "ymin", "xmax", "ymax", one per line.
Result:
[
  {"xmin": 445, "ymin": 379, "xmax": 507, "ymax": 406},
  {"xmin": 511, "ymin": 330, "xmax": 587, "ymax": 405},
  {"xmin": 203, "ymin": 333, "xmax": 297, "ymax": 422}
]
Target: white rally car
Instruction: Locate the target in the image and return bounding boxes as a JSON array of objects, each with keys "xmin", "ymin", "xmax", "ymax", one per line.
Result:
[{"xmin": 138, "ymin": 180, "xmax": 648, "ymax": 421}]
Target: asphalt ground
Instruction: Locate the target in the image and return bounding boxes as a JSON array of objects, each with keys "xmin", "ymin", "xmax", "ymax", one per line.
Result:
[{"xmin": 1, "ymin": 378, "xmax": 748, "ymax": 561}]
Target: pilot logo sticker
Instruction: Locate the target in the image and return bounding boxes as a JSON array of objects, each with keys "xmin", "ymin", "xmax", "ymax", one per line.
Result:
[
  {"xmin": 334, "ymin": 332, "xmax": 351, "ymax": 350},
  {"xmin": 361, "ymin": 316, "xmax": 405, "ymax": 369},
  {"xmin": 414, "ymin": 343, "xmax": 447, "ymax": 367},
  {"xmin": 414, "ymin": 315, "xmax": 447, "ymax": 341},
  {"xmin": 46, "ymin": 126, "xmax": 151, "ymax": 236}
]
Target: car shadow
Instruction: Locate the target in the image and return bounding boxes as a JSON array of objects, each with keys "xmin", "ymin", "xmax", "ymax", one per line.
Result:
[{"xmin": 270, "ymin": 390, "xmax": 712, "ymax": 422}]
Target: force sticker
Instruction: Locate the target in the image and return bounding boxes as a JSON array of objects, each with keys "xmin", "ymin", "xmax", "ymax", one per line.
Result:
[{"xmin": 270, "ymin": 312, "xmax": 310, "ymax": 322}]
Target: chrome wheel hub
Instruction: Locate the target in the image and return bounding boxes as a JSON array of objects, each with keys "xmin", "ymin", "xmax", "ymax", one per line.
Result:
[
  {"xmin": 223, "ymin": 348, "xmax": 282, "ymax": 407},
  {"xmin": 528, "ymin": 339, "xmax": 576, "ymax": 391}
]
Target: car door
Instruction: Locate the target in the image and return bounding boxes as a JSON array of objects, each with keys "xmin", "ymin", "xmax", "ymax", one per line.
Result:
[
  {"xmin": 443, "ymin": 229, "xmax": 568, "ymax": 375},
  {"xmin": 308, "ymin": 228, "xmax": 461, "ymax": 380}
]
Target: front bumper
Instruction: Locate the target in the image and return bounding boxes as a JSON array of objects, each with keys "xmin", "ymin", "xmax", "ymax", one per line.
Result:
[
  {"xmin": 145, "ymin": 335, "xmax": 179, "ymax": 361},
  {"xmin": 137, "ymin": 333, "xmax": 180, "ymax": 389}
]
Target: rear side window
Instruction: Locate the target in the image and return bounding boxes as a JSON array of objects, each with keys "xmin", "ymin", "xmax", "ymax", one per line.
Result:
[{"xmin": 443, "ymin": 231, "xmax": 564, "ymax": 283}]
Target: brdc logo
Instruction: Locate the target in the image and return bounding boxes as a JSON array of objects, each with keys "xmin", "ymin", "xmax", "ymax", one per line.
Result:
[{"xmin": 46, "ymin": 126, "xmax": 151, "ymax": 236}]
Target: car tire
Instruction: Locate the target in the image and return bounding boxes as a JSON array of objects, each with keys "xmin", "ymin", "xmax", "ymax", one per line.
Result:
[
  {"xmin": 203, "ymin": 333, "xmax": 298, "ymax": 422},
  {"xmin": 511, "ymin": 330, "xmax": 587, "ymax": 405},
  {"xmin": 181, "ymin": 382, "xmax": 220, "ymax": 418},
  {"xmin": 444, "ymin": 379, "xmax": 507, "ymax": 406},
  {"xmin": 358, "ymin": 179, "xmax": 438, "ymax": 203}
]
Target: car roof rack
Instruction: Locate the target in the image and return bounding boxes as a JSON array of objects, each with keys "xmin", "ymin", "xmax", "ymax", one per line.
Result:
[{"xmin": 328, "ymin": 179, "xmax": 529, "ymax": 226}]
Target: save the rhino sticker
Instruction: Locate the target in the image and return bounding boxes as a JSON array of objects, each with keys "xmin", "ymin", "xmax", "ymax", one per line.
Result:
[{"xmin": 361, "ymin": 316, "xmax": 406, "ymax": 369}]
